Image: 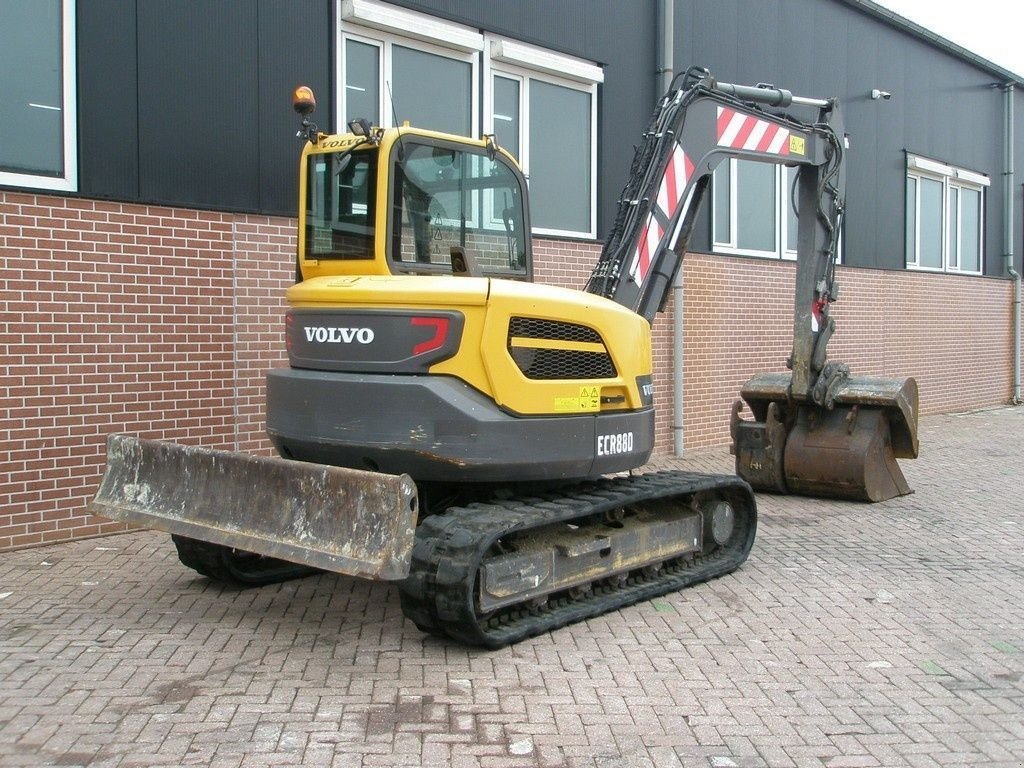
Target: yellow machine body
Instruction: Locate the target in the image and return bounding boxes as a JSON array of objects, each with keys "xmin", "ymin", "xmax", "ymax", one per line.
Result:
[{"xmin": 286, "ymin": 274, "xmax": 653, "ymax": 418}]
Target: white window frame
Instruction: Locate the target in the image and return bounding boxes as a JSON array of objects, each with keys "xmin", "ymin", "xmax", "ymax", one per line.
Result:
[
  {"xmin": 339, "ymin": 33, "xmax": 383, "ymax": 128},
  {"xmin": 712, "ymin": 159, "xmax": 801, "ymax": 261},
  {"xmin": 0, "ymin": 0, "xmax": 77, "ymax": 192},
  {"xmin": 905, "ymin": 154, "xmax": 988, "ymax": 274},
  {"xmin": 336, "ymin": 2, "xmax": 603, "ymax": 240},
  {"xmin": 338, "ymin": 0, "xmax": 481, "ymax": 137},
  {"xmin": 480, "ymin": 72, "xmax": 522, "ymax": 233},
  {"xmin": 484, "ymin": 36, "xmax": 601, "ymax": 239}
]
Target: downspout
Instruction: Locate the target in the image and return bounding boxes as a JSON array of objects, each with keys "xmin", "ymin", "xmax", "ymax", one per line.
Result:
[
  {"xmin": 1004, "ymin": 83, "xmax": 1022, "ymax": 404},
  {"xmin": 657, "ymin": 0, "xmax": 686, "ymax": 455}
]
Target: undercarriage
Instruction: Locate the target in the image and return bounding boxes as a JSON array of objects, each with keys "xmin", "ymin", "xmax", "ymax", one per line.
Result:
[{"xmin": 171, "ymin": 470, "xmax": 756, "ymax": 647}]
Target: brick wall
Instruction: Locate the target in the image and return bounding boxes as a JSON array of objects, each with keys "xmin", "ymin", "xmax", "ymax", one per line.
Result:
[
  {"xmin": 669, "ymin": 254, "xmax": 1014, "ymax": 451},
  {"xmin": 2, "ymin": 191, "xmax": 1018, "ymax": 550},
  {"xmin": 535, "ymin": 240, "xmax": 1015, "ymax": 451},
  {"xmin": 230, "ymin": 219, "xmax": 294, "ymax": 453},
  {"xmin": 1, "ymin": 193, "xmax": 292, "ymax": 550}
]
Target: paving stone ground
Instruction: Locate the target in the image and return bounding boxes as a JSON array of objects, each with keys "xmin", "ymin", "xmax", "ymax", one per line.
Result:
[{"xmin": 1, "ymin": 407, "xmax": 1022, "ymax": 768}]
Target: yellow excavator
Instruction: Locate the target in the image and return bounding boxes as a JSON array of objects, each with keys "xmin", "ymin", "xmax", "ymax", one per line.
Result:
[{"xmin": 90, "ymin": 68, "xmax": 917, "ymax": 647}]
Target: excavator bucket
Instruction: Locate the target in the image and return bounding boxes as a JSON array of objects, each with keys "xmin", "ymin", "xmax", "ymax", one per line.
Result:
[
  {"xmin": 731, "ymin": 373, "xmax": 919, "ymax": 502},
  {"xmin": 89, "ymin": 434, "xmax": 419, "ymax": 579}
]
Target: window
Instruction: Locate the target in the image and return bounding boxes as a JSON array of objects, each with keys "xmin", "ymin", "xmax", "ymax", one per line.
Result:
[
  {"xmin": 338, "ymin": 0, "xmax": 602, "ymax": 238},
  {"xmin": 905, "ymin": 154, "xmax": 987, "ymax": 273},
  {"xmin": 0, "ymin": 0, "xmax": 76, "ymax": 191},
  {"xmin": 486, "ymin": 39, "xmax": 601, "ymax": 238},
  {"xmin": 389, "ymin": 140, "xmax": 529, "ymax": 276},
  {"xmin": 712, "ymin": 160, "xmax": 801, "ymax": 259},
  {"xmin": 303, "ymin": 149, "xmax": 378, "ymax": 261},
  {"xmin": 343, "ymin": 38, "xmax": 381, "ymax": 128},
  {"xmin": 340, "ymin": 29, "xmax": 477, "ymax": 137}
]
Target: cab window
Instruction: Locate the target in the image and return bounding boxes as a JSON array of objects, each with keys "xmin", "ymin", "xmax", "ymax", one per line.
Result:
[
  {"xmin": 390, "ymin": 141, "xmax": 529, "ymax": 277},
  {"xmin": 304, "ymin": 150, "xmax": 377, "ymax": 260}
]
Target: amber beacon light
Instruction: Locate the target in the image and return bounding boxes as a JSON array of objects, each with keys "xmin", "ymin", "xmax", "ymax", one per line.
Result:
[{"xmin": 292, "ymin": 85, "xmax": 316, "ymax": 116}]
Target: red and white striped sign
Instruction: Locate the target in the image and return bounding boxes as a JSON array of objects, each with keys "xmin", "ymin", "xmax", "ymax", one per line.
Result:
[
  {"xmin": 629, "ymin": 144, "xmax": 694, "ymax": 286},
  {"xmin": 717, "ymin": 106, "xmax": 790, "ymax": 156}
]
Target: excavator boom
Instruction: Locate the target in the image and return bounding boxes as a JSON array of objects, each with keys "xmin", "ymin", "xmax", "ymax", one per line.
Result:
[{"xmin": 586, "ymin": 67, "xmax": 917, "ymax": 501}]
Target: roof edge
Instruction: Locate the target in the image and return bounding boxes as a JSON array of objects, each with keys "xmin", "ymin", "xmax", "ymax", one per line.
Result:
[{"xmin": 837, "ymin": 0, "xmax": 1023, "ymax": 85}]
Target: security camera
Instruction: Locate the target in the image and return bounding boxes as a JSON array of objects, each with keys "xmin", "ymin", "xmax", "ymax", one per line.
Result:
[{"xmin": 871, "ymin": 89, "xmax": 892, "ymax": 100}]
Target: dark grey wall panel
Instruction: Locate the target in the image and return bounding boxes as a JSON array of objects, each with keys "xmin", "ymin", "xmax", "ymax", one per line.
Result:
[
  {"xmin": 77, "ymin": 0, "xmax": 139, "ymax": 201},
  {"xmin": 674, "ymin": 0, "xmax": 1021, "ymax": 275},
  {"xmin": 584, "ymin": 3, "xmax": 659, "ymax": 241},
  {"xmin": 256, "ymin": 0, "xmax": 333, "ymax": 216},
  {"xmin": 136, "ymin": 2, "xmax": 260, "ymax": 210},
  {"xmin": 76, "ymin": 0, "xmax": 330, "ymax": 215},
  {"xmin": 74, "ymin": 0, "xmax": 654, "ymax": 233},
  {"xmin": 71, "ymin": 0, "xmax": 1023, "ymax": 278}
]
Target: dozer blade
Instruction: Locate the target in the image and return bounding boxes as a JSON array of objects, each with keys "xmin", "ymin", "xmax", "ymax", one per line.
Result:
[
  {"xmin": 731, "ymin": 373, "xmax": 919, "ymax": 502},
  {"xmin": 89, "ymin": 434, "xmax": 419, "ymax": 580}
]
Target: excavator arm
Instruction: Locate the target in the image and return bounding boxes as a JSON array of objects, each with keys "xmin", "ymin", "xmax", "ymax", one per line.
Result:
[
  {"xmin": 587, "ymin": 68, "xmax": 844, "ymax": 386},
  {"xmin": 587, "ymin": 67, "xmax": 918, "ymax": 501}
]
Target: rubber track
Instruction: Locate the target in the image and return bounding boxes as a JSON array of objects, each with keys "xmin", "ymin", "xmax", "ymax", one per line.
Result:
[
  {"xmin": 398, "ymin": 471, "xmax": 757, "ymax": 648},
  {"xmin": 172, "ymin": 535, "xmax": 317, "ymax": 587}
]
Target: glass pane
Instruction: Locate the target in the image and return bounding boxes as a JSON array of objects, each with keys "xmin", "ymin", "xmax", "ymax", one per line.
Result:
[
  {"xmin": 344, "ymin": 39, "xmax": 380, "ymax": 126},
  {"xmin": 918, "ymin": 177, "xmax": 943, "ymax": 268},
  {"xmin": 304, "ymin": 149, "xmax": 377, "ymax": 260},
  {"xmin": 736, "ymin": 160, "xmax": 776, "ymax": 252},
  {"xmin": 905, "ymin": 177, "xmax": 917, "ymax": 264},
  {"xmin": 492, "ymin": 76, "xmax": 521, "ymax": 224},
  {"xmin": 529, "ymin": 81, "xmax": 591, "ymax": 233},
  {"xmin": 712, "ymin": 162, "xmax": 731, "ymax": 244},
  {"xmin": 960, "ymin": 187, "xmax": 981, "ymax": 272},
  {"xmin": 493, "ymin": 76, "xmax": 520, "ymax": 161},
  {"xmin": 785, "ymin": 166, "xmax": 799, "ymax": 251},
  {"xmin": 0, "ymin": 0, "xmax": 63, "ymax": 176},
  {"xmin": 392, "ymin": 46, "xmax": 471, "ymax": 135},
  {"xmin": 391, "ymin": 142, "xmax": 528, "ymax": 275}
]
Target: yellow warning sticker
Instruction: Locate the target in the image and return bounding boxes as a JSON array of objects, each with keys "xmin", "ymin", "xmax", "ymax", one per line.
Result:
[
  {"xmin": 579, "ymin": 386, "xmax": 600, "ymax": 409},
  {"xmin": 553, "ymin": 386, "xmax": 601, "ymax": 412},
  {"xmin": 789, "ymin": 135, "xmax": 806, "ymax": 155}
]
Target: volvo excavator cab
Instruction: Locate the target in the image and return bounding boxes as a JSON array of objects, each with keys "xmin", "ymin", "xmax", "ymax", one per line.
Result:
[
  {"xmin": 297, "ymin": 128, "xmax": 530, "ymax": 280},
  {"xmin": 91, "ymin": 70, "xmax": 917, "ymax": 647}
]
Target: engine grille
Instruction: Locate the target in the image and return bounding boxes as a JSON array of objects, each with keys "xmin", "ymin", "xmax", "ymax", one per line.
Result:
[
  {"xmin": 508, "ymin": 317, "xmax": 602, "ymax": 344},
  {"xmin": 507, "ymin": 318, "xmax": 616, "ymax": 380}
]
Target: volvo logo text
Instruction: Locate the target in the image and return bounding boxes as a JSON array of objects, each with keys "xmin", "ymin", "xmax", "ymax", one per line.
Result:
[{"xmin": 304, "ymin": 327, "xmax": 375, "ymax": 344}]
